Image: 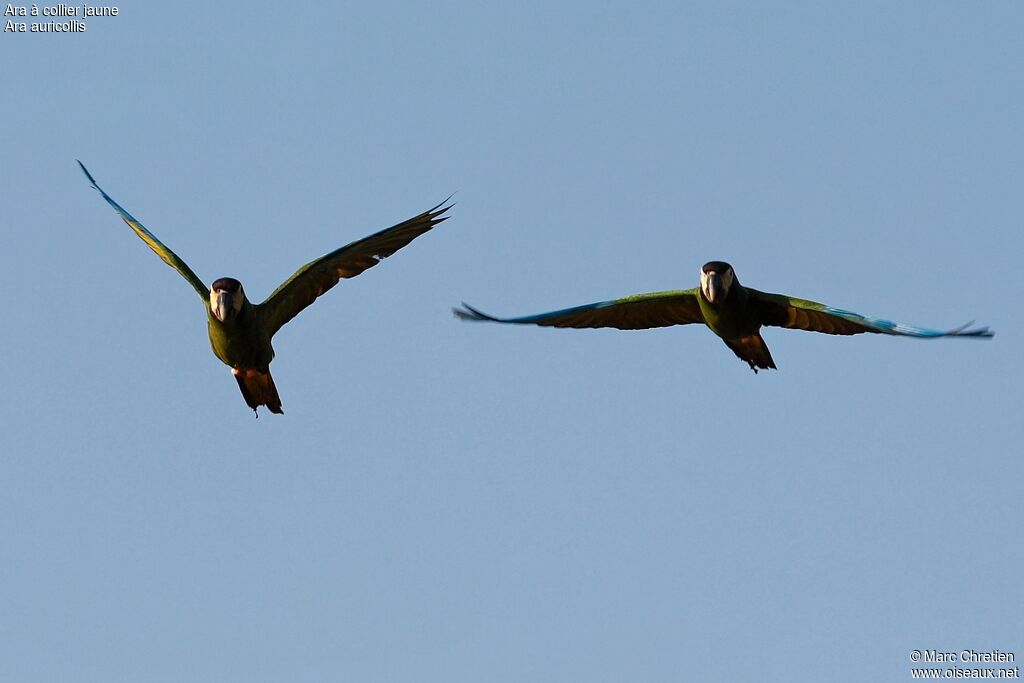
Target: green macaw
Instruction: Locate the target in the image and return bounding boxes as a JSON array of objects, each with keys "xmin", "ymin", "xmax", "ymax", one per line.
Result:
[
  {"xmin": 454, "ymin": 261, "xmax": 993, "ymax": 371},
  {"xmin": 80, "ymin": 161, "xmax": 451, "ymax": 414}
]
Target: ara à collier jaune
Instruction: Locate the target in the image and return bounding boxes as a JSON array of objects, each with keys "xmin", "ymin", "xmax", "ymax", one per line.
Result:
[
  {"xmin": 454, "ymin": 261, "xmax": 992, "ymax": 371},
  {"xmin": 80, "ymin": 162, "xmax": 452, "ymax": 414}
]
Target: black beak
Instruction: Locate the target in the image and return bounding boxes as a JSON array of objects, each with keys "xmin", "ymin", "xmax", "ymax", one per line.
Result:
[
  {"xmin": 705, "ymin": 272, "xmax": 723, "ymax": 303},
  {"xmin": 213, "ymin": 290, "xmax": 235, "ymax": 322}
]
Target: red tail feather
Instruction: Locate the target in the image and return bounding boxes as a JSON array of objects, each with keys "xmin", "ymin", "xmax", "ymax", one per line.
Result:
[
  {"xmin": 234, "ymin": 369, "xmax": 284, "ymax": 415},
  {"xmin": 723, "ymin": 334, "xmax": 777, "ymax": 373}
]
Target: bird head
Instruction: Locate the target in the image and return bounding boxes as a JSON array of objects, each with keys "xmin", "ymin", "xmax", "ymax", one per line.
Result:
[
  {"xmin": 700, "ymin": 262, "xmax": 734, "ymax": 304},
  {"xmin": 210, "ymin": 277, "xmax": 245, "ymax": 322}
]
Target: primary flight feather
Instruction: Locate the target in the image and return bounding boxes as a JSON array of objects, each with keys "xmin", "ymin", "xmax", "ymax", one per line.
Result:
[
  {"xmin": 455, "ymin": 261, "xmax": 992, "ymax": 371},
  {"xmin": 80, "ymin": 161, "xmax": 452, "ymax": 414}
]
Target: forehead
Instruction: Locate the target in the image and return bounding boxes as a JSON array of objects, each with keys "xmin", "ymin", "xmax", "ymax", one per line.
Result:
[
  {"xmin": 702, "ymin": 261, "xmax": 732, "ymax": 274},
  {"xmin": 211, "ymin": 277, "xmax": 241, "ymax": 291}
]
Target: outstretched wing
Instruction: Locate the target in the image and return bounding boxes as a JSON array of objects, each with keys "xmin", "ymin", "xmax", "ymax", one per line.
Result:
[
  {"xmin": 79, "ymin": 161, "xmax": 208, "ymax": 303},
  {"xmin": 454, "ymin": 289, "xmax": 705, "ymax": 330},
  {"xmin": 259, "ymin": 199, "xmax": 453, "ymax": 336},
  {"xmin": 749, "ymin": 289, "xmax": 993, "ymax": 338}
]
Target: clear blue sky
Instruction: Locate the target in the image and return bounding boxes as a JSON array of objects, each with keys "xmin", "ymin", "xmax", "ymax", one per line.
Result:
[{"xmin": 3, "ymin": 2, "xmax": 1021, "ymax": 680}]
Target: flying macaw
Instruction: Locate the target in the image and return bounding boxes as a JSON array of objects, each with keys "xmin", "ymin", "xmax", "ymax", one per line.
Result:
[
  {"xmin": 454, "ymin": 261, "xmax": 993, "ymax": 371},
  {"xmin": 80, "ymin": 161, "xmax": 452, "ymax": 414}
]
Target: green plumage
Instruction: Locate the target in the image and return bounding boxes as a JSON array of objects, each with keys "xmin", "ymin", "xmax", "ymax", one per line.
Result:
[
  {"xmin": 81, "ymin": 162, "xmax": 451, "ymax": 414},
  {"xmin": 207, "ymin": 301, "xmax": 274, "ymax": 370},
  {"xmin": 455, "ymin": 260, "xmax": 992, "ymax": 372}
]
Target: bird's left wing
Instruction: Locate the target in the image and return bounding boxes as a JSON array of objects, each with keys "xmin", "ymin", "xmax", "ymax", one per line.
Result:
[
  {"xmin": 259, "ymin": 199, "xmax": 452, "ymax": 336},
  {"xmin": 749, "ymin": 289, "xmax": 993, "ymax": 338},
  {"xmin": 454, "ymin": 289, "xmax": 705, "ymax": 330},
  {"xmin": 79, "ymin": 161, "xmax": 209, "ymax": 303}
]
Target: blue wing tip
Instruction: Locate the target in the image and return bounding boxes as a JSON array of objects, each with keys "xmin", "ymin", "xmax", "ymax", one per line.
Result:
[
  {"xmin": 823, "ymin": 305, "xmax": 994, "ymax": 339},
  {"xmin": 952, "ymin": 322, "xmax": 994, "ymax": 338},
  {"xmin": 912, "ymin": 320, "xmax": 994, "ymax": 338},
  {"xmin": 453, "ymin": 302, "xmax": 492, "ymax": 322},
  {"xmin": 77, "ymin": 161, "xmax": 141, "ymax": 223},
  {"xmin": 430, "ymin": 194, "xmax": 456, "ymax": 222},
  {"xmin": 77, "ymin": 160, "xmax": 99, "ymax": 188}
]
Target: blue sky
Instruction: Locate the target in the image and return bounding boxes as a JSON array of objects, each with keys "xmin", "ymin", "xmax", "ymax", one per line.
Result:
[{"xmin": 2, "ymin": 2, "xmax": 1021, "ymax": 680}]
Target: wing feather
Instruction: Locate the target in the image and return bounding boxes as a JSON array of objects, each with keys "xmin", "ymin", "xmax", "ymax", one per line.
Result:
[
  {"xmin": 454, "ymin": 290, "xmax": 704, "ymax": 330},
  {"xmin": 79, "ymin": 161, "xmax": 208, "ymax": 303},
  {"xmin": 749, "ymin": 289, "xmax": 993, "ymax": 338},
  {"xmin": 259, "ymin": 199, "xmax": 452, "ymax": 336}
]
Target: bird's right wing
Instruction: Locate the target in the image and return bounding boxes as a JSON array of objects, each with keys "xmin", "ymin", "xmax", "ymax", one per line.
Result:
[
  {"xmin": 454, "ymin": 289, "xmax": 705, "ymax": 330},
  {"xmin": 79, "ymin": 161, "xmax": 209, "ymax": 304}
]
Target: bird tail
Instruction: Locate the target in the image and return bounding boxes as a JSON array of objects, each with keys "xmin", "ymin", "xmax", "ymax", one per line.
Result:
[
  {"xmin": 235, "ymin": 369, "xmax": 284, "ymax": 415},
  {"xmin": 723, "ymin": 334, "xmax": 777, "ymax": 373}
]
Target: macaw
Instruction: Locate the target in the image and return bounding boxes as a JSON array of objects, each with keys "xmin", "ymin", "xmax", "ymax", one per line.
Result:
[
  {"xmin": 454, "ymin": 261, "xmax": 992, "ymax": 371},
  {"xmin": 80, "ymin": 161, "xmax": 451, "ymax": 414}
]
